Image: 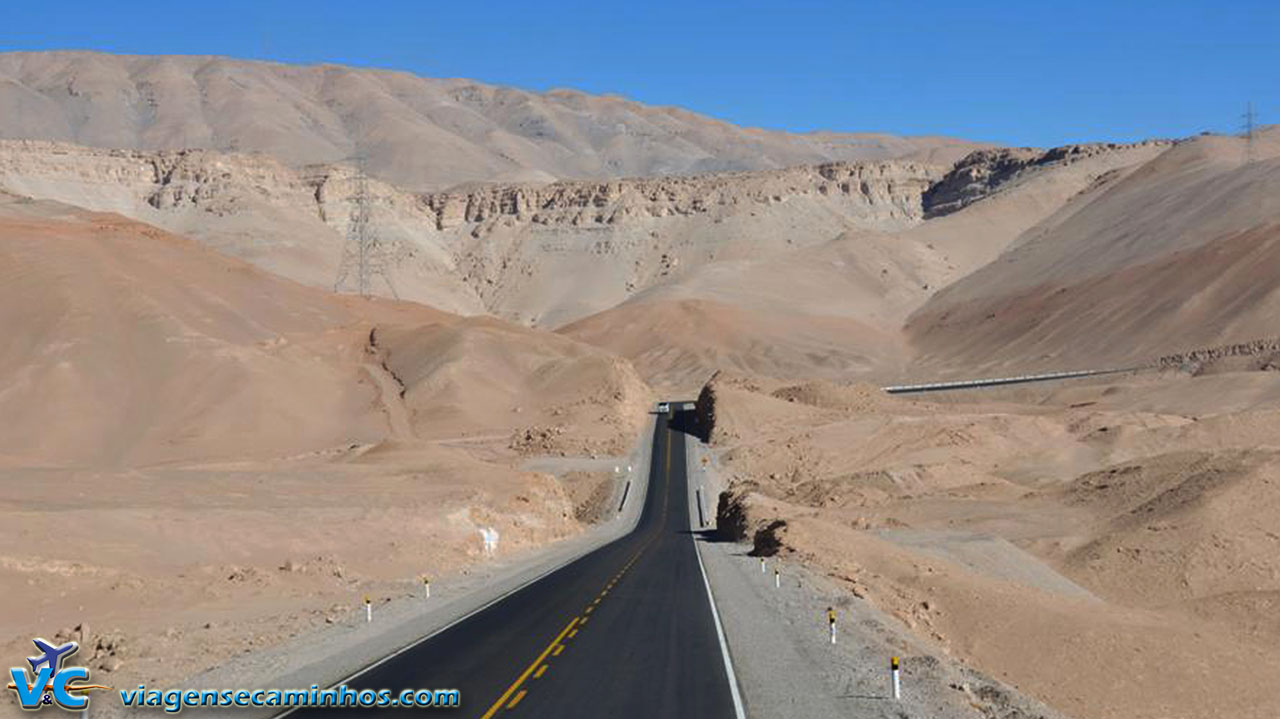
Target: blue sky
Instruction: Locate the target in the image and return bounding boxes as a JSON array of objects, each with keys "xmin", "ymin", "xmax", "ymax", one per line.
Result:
[{"xmin": 1, "ymin": 0, "xmax": 1275, "ymax": 146}]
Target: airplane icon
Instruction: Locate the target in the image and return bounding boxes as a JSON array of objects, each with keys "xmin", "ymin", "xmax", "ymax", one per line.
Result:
[
  {"xmin": 8, "ymin": 638, "xmax": 111, "ymax": 702},
  {"xmin": 27, "ymin": 638, "xmax": 78, "ymax": 674}
]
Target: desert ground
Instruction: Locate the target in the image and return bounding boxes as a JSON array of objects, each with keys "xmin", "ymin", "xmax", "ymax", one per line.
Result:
[{"xmin": 2, "ymin": 51, "xmax": 1278, "ymax": 719}]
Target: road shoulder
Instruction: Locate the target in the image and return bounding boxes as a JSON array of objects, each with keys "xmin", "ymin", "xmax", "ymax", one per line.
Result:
[{"xmin": 686, "ymin": 437, "xmax": 1072, "ymax": 719}]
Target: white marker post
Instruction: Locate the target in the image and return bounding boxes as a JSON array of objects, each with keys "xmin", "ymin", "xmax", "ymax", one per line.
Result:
[
  {"xmin": 480, "ymin": 527, "xmax": 500, "ymax": 558},
  {"xmin": 364, "ymin": 595, "xmax": 372, "ymax": 624},
  {"xmin": 827, "ymin": 607, "xmax": 837, "ymax": 644},
  {"xmin": 760, "ymin": 557, "xmax": 766, "ymax": 574},
  {"xmin": 774, "ymin": 568, "xmax": 780, "ymax": 589},
  {"xmin": 423, "ymin": 576, "xmax": 431, "ymax": 600},
  {"xmin": 891, "ymin": 656, "xmax": 901, "ymax": 700}
]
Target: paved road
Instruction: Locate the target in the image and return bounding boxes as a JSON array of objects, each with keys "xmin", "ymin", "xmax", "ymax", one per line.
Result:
[{"xmin": 295, "ymin": 408, "xmax": 740, "ymax": 718}]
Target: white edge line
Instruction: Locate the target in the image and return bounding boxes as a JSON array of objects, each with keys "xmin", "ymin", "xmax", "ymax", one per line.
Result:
[
  {"xmin": 275, "ymin": 417, "xmax": 657, "ymax": 718},
  {"xmin": 693, "ymin": 532, "xmax": 748, "ymax": 719},
  {"xmin": 688, "ymin": 445, "xmax": 748, "ymax": 719},
  {"xmin": 273, "ymin": 551, "xmax": 581, "ymax": 718}
]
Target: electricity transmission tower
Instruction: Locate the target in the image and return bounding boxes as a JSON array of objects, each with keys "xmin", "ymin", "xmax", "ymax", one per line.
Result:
[
  {"xmin": 334, "ymin": 156, "xmax": 399, "ymax": 298},
  {"xmin": 1242, "ymin": 102, "xmax": 1257, "ymax": 165}
]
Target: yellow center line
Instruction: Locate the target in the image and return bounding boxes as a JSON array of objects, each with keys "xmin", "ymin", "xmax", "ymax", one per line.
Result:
[
  {"xmin": 476, "ymin": 423, "xmax": 678, "ymax": 716},
  {"xmin": 479, "ymin": 616, "xmax": 580, "ymax": 719}
]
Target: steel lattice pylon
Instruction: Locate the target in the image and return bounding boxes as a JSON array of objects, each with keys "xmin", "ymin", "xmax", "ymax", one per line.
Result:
[{"xmin": 334, "ymin": 157, "xmax": 399, "ymax": 298}]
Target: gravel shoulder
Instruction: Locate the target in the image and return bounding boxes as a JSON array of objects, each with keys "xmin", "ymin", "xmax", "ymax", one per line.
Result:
[{"xmin": 686, "ymin": 438, "xmax": 1073, "ymax": 719}]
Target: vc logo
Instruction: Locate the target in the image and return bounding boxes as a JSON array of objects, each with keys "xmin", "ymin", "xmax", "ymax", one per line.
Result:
[{"xmin": 7, "ymin": 639, "xmax": 111, "ymax": 711}]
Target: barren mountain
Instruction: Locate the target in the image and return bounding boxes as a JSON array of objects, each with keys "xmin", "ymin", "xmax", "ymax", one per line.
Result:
[
  {"xmin": 908, "ymin": 129, "xmax": 1280, "ymax": 373},
  {"xmin": 0, "ymin": 51, "xmax": 989, "ymax": 191}
]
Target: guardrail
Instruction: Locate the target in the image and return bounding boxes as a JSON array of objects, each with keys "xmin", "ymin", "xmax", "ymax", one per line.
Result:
[{"xmin": 880, "ymin": 367, "xmax": 1140, "ymax": 394}]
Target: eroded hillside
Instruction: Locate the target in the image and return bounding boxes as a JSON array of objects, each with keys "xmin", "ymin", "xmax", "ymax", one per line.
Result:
[{"xmin": 0, "ymin": 140, "xmax": 948, "ymax": 327}]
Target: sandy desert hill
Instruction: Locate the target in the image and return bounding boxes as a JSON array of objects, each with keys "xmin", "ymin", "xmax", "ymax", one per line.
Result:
[
  {"xmin": 0, "ymin": 190, "xmax": 650, "ymax": 692},
  {"xmin": 0, "ymin": 191, "xmax": 646, "ymax": 467},
  {"xmin": 0, "ymin": 51, "xmax": 988, "ymax": 191}
]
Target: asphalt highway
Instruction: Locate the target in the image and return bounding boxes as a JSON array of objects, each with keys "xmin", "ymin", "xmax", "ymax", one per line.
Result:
[{"xmin": 295, "ymin": 407, "xmax": 741, "ymax": 718}]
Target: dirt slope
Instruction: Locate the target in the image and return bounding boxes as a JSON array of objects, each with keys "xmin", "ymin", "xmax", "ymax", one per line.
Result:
[
  {"xmin": 908, "ymin": 129, "xmax": 1280, "ymax": 372},
  {"xmin": 0, "ymin": 193, "xmax": 398, "ymax": 467}
]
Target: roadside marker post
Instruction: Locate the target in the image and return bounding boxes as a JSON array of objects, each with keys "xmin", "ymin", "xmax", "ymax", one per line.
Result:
[
  {"xmin": 364, "ymin": 595, "xmax": 372, "ymax": 623},
  {"xmin": 423, "ymin": 576, "xmax": 431, "ymax": 600},
  {"xmin": 827, "ymin": 607, "xmax": 836, "ymax": 644},
  {"xmin": 481, "ymin": 527, "xmax": 500, "ymax": 557},
  {"xmin": 774, "ymin": 567, "xmax": 780, "ymax": 589},
  {"xmin": 760, "ymin": 557, "xmax": 766, "ymax": 574},
  {"xmin": 891, "ymin": 656, "xmax": 901, "ymax": 700}
]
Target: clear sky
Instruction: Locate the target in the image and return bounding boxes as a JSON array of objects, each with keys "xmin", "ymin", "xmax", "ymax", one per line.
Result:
[{"xmin": 1, "ymin": 0, "xmax": 1275, "ymax": 147}]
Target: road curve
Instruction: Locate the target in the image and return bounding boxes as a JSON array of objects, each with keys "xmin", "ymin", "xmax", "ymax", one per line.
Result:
[{"xmin": 292, "ymin": 407, "xmax": 739, "ymax": 718}]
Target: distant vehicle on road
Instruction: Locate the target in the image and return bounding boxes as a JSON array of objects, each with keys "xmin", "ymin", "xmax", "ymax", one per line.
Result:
[{"xmin": 656, "ymin": 402, "xmax": 670, "ymax": 414}]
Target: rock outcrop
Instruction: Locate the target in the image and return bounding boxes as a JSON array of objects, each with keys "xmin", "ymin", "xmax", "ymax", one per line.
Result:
[
  {"xmin": 922, "ymin": 141, "xmax": 1173, "ymax": 218},
  {"xmin": 423, "ymin": 161, "xmax": 943, "ymax": 232}
]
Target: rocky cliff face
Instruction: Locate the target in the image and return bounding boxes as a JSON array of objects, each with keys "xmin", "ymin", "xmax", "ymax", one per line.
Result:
[
  {"xmin": 424, "ymin": 161, "xmax": 941, "ymax": 232},
  {"xmin": 922, "ymin": 141, "xmax": 1173, "ymax": 218},
  {"xmin": 0, "ymin": 140, "xmax": 945, "ymax": 326}
]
